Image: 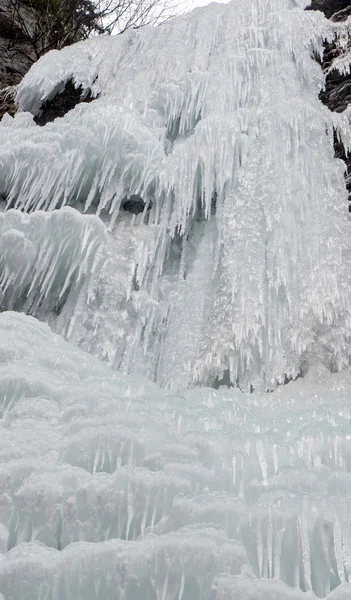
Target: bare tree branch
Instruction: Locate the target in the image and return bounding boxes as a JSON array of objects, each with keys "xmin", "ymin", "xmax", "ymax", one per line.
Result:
[{"xmin": 2, "ymin": 0, "xmax": 183, "ymax": 76}]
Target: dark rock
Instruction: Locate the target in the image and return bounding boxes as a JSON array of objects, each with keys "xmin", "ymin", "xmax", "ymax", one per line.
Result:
[
  {"xmin": 308, "ymin": 0, "xmax": 351, "ymax": 210},
  {"xmin": 212, "ymin": 369, "xmax": 233, "ymax": 389},
  {"xmin": 320, "ymin": 77, "xmax": 351, "ymax": 112},
  {"xmin": 34, "ymin": 80, "xmax": 96, "ymax": 126},
  {"xmin": 306, "ymin": 0, "xmax": 351, "ymax": 20},
  {"xmin": 122, "ymin": 195, "xmax": 148, "ymax": 215},
  {"xmin": 318, "ymin": 53, "xmax": 351, "ymax": 204},
  {"xmin": 0, "ymin": 0, "xmax": 37, "ymax": 120}
]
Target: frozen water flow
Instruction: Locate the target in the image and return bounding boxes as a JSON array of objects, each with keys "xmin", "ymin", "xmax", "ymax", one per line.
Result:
[
  {"xmin": 1, "ymin": 0, "xmax": 351, "ymax": 390},
  {"xmin": 0, "ymin": 0, "xmax": 351, "ymax": 598}
]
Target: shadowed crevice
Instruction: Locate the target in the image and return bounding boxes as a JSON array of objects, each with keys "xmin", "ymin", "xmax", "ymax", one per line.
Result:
[{"xmin": 34, "ymin": 79, "xmax": 97, "ymax": 126}]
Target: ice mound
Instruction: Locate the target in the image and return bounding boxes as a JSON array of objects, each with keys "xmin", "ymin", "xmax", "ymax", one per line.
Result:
[
  {"xmin": 0, "ymin": 208, "xmax": 106, "ymax": 318},
  {"xmin": 0, "ymin": 311, "xmax": 351, "ymax": 599},
  {"xmin": 1, "ymin": 0, "xmax": 351, "ymax": 390}
]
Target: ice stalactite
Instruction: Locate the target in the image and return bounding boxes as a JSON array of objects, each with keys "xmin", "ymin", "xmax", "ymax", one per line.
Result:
[
  {"xmin": 0, "ymin": 0, "xmax": 351, "ymax": 390},
  {"xmin": 2, "ymin": 2, "xmax": 351, "ymax": 595}
]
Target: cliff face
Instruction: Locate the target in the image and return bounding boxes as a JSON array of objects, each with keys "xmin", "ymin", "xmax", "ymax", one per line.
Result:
[
  {"xmin": 308, "ymin": 1, "xmax": 351, "ymax": 208},
  {"xmin": 309, "ymin": 0, "xmax": 351, "ymax": 112},
  {"xmin": 308, "ymin": 0, "xmax": 351, "ymax": 20},
  {"xmin": 312, "ymin": 1, "xmax": 351, "ymax": 113},
  {"xmin": 0, "ymin": 0, "xmax": 36, "ymax": 116}
]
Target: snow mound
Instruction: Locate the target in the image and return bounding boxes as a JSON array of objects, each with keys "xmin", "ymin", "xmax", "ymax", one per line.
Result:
[
  {"xmin": 0, "ymin": 0, "xmax": 351, "ymax": 390},
  {"xmin": 0, "ymin": 311, "xmax": 351, "ymax": 599}
]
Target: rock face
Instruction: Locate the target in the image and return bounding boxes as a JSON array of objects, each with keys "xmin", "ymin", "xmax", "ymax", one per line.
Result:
[
  {"xmin": 319, "ymin": 53, "xmax": 351, "ymax": 113},
  {"xmin": 0, "ymin": 0, "xmax": 36, "ymax": 117},
  {"xmin": 307, "ymin": 0, "xmax": 351, "ymax": 20},
  {"xmin": 315, "ymin": 0, "xmax": 351, "ymax": 115},
  {"xmin": 0, "ymin": 0, "xmax": 36, "ymax": 86},
  {"xmin": 308, "ymin": 1, "xmax": 351, "ymax": 209},
  {"xmin": 308, "ymin": 0, "xmax": 351, "ymax": 114}
]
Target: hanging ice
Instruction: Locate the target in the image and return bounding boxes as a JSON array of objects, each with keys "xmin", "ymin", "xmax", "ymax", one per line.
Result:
[
  {"xmin": 2, "ymin": 1, "xmax": 351, "ymax": 595},
  {"xmin": 1, "ymin": 0, "xmax": 351, "ymax": 390}
]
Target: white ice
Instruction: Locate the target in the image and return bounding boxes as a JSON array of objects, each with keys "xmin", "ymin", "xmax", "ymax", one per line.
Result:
[
  {"xmin": 1, "ymin": 0, "xmax": 351, "ymax": 598},
  {"xmin": 1, "ymin": 0, "xmax": 351, "ymax": 390},
  {"xmin": 0, "ymin": 208, "xmax": 106, "ymax": 318},
  {"xmin": 1, "ymin": 312, "xmax": 351, "ymax": 599}
]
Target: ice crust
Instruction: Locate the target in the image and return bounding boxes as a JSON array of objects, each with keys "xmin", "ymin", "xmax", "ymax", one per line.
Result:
[
  {"xmin": 1, "ymin": 0, "xmax": 351, "ymax": 390},
  {"xmin": 1, "ymin": 312, "xmax": 351, "ymax": 599}
]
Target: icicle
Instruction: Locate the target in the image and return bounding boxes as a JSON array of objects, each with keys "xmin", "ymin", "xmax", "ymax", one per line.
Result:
[
  {"xmin": 125, "ymin": 482, "xmax": 135, "ymax": 541},
  {"xmin": 272, "ymin": 445, "xmax": 278, "ymax": 475},
  {"xmin": 273, "ymin": 525, "xmax": 284, "ymax": 581},
  {"xmin": 342, "ymin": 524, "xmax": 351, "ymax": 582},
  {"xmin": 257, "ymin": 519, "xmax": 263, "ymax": 578},
  {"xmin": 298, "ymin": 515, "xmax": 312, "ymax": 591},
  {"xmin": 334, "ymin": 517, "xmax": 346, "ymax": 584},
  {"xmin": 232, "ymin": 455, "xmax": 236, "ymax": 488},
  {"xmin": 256, "ymin": 440, "xmax": 268, "ymax": 487},
  {"xmin": 267, "ymin": 510, "xmax": 273, "ymax": 579}
]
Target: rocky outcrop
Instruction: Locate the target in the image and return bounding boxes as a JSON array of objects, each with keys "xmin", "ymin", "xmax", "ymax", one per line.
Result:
[
  {"xmin": 308, "ymin": 1, "xmax": 351, "ymax": 210},
  {"xmin": 0, "ymin": 0, "xmax": 37, "ymax": 117},
  {"xmin": 0, "ymin": 3, "xmax": 99, "ymax": 122},
  {"xmin": 0, "ymin": 0, "xmax": 36, "ymax": 85},
  {"xmin": 307, "ymin": 0, "xmax": 351, "ymax": 20},
  {"xmin": 319, "ymin": 62, "xmax": 351, "ymax": 112}
]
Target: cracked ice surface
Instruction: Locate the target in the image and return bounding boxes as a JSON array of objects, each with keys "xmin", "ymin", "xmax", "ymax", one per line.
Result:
[
  {"xmin": 1, "ymin": 312, "xmax": 351, "ymax": 599},
  {"xmin": 1, "ymin": 0, "xmax": 351, "ymax": 390}
]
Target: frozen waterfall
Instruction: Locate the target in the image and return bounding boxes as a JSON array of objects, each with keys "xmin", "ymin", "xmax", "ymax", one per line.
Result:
[
  {"xmin": 1, "ymin": 0, "xmax": 351, "ymax": 597},
  {"xmin": 1, "ymin": 0, "xmax": 351, "ymax": 390}
]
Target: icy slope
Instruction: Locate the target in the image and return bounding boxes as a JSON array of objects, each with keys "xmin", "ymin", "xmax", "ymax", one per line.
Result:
[
  {"xmin": 1, "ymin": 312, "xmax": 351, "ymax": 599},
  {"xmin": 1, "ymin": 0, "xmax": 351, "ymax": 390}
]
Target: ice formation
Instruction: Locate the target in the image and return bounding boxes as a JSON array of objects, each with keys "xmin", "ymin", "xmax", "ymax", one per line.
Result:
[
  {"xmin": 1, "ymin": 311, "xmax": 351, "ymax": 599},
  {"xmin": 1, "ymin": 0, "xmax": 351, "ymax": 598},
  {"xmin": 0, "ymin": 207, "xmax": 106, "ymax": 317},
  {"xmin": 1, "ymin": 0, "xmax": 351, "ymax": 390}
]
